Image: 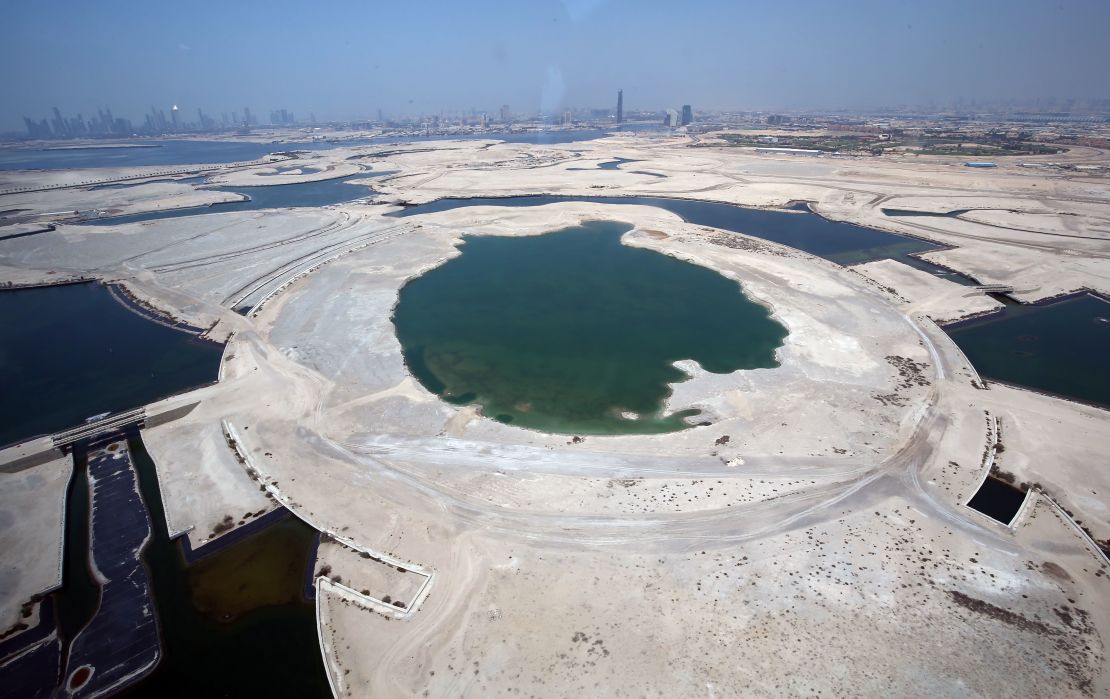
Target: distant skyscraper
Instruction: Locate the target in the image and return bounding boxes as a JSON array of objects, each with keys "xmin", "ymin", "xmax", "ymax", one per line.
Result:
[
  {"xmin": 681, "ymin": 105, "xmax": 693, "ymax": 126},
  {"xmin": 170, "ymin": 104, "xmax": 179, "ymax": 129},
  {"xmin": 24, "ymin": 116, "xmax": 52, "ymax": 139},
  {"xmin": 270, "ymin": 109, "xmax": 294, "ymax": 125},
  {"xmin": 51, "ymin": 107, "xmax": 68, "ymax": 137},
  {"xmin": 617, "ymin": 89, "xmax": 623, "ymax": 124},
  {"xmin": 499, "ymin": 104, "xmax": 511, "ymax": 122}
]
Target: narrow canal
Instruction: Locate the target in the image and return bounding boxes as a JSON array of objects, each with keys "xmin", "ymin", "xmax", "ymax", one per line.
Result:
[
  {"xmin": 33, "ymin": 435, "xmax": 330, "ymax": 698},
  {"xmin": 389, "ymin": 194, "xmax": 945, "ymax": 266},
  {"xmin": 117, "ymin": 435, "xmax": 330, "ymax": 698},
  {"xmin": 79, "ymin": 172, "xmax": 381, "ymax": 227}
]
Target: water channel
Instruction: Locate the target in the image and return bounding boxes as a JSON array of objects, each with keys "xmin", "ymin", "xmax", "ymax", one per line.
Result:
[
  {"xmin": 0, "ymin": 282, "xmax": 224, "ymax": 447},
  {"xmin": 390, "ymin": 194, "xmax": 944, "ymax": 266},
  {"xmin": 0, "ymin": 130, "xmax": 610, "ymax": 172},
  {"xmin": 117, "ymin": 437, "xmax": 330, "ymax": 697},
  {"xmin": 80, "ymin": 173, "xmax": 380, "ymax": 227}
]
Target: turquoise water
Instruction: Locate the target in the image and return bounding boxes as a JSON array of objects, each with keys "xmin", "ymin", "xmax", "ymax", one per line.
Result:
[{"xmin": 393, "ymin": 221, "xmax": 788, "ymax": 434}]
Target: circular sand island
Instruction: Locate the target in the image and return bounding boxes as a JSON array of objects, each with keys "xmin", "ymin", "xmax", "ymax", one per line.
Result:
[{"xmin": 247, "ymin": 200, "xmax": 938, "ymax": 521}]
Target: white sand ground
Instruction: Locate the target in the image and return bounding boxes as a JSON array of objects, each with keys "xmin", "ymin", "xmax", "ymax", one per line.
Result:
[
  {"xmin": 0, "ymin": 182, "xmax": 244, "ymax": 223},
  {"xmin": 142, "ymin": 417, "xmax": 276, "ymax": 545},
  {"xmin": 206, "ymin": 159, "xmax": 363, "ymax": 187},
  {"xmin": 0, "ymin": 453, "xmax": 69, "ymax": 633},
  {"xmin": 853, "ymin": 258, "xmax": 1006, "ymax": 322},
  {"xmin": 0, "ymin": 133, "xmax": 1107, "ymax": 695}
]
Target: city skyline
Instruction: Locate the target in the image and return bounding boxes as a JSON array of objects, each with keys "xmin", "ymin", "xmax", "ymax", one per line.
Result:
[
  {"xmin": 3, "ymin": 0, "xmax": 1110, "ymax": 133},
  {"xmin": 16, "ymin": 90, "xmax": 1110, "ymax": 141},
  {"xmin": 15, "ymin": 91, "xmax": 698, "ymax": 139}
]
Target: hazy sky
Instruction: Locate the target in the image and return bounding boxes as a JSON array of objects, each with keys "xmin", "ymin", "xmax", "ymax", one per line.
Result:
[{"xmin": 3, "ymin": 0, "xmax": 1109, "ymax": 130}]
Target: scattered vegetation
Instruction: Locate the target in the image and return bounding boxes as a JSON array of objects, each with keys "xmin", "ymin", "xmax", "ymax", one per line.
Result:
[
  {"xmin": 714, "ymin": 128, "xmax": 1066, "ymax": 157},
  {"xmin": 211, "ymin": 514, "xmax": 235, "ymax": 535}
]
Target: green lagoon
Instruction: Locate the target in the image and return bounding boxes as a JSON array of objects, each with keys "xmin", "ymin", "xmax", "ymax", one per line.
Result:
[{"xmin": 393, "ymin": 221, "xmax": 788, "ymax": 434}]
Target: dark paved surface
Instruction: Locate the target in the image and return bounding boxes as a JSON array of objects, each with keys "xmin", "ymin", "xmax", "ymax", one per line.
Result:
[
  {"xmin": 0, "ymin": 596, "xmax": 56, "ymax": 661},
  {"xmin": 0, "ymin": 636, "xmax": 60, "ymax": 699},
  {"xmin": 63, "ymin": 441, "xmax": 160, "ymax": 697}
]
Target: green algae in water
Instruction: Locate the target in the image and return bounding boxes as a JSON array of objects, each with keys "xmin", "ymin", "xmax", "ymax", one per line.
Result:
[{"xmin": 393, "ymin": 221, "xmax": 788, "ymax": 434}]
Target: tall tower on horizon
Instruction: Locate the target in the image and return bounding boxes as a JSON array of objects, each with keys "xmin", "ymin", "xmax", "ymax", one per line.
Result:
[{"xmin": 617, "ymin": 89, "xmax": 623, "ymax": 124}]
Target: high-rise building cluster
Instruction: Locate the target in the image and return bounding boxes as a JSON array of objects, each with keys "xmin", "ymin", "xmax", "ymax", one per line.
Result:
[
  {"xmin": 270, "ymin": 109, "xmax": 295, "ymax": 125},
  {"xmin": 21, "ymin": 95, "xmax": 695, "ymax": 140},
  {"xmin": 665, "ymin": 104, "xmax": 694, "ymax": 127},
  {"xmin": 21, "ymin": 103, "xmax": 282, "ymax": 139},
  {"xmin": 23, "ymin": 107, "xmax": 133, "ymax": 139},
  {"xmin": 613, "ymin": 89, "xmax": 692, "ymax": 127}
]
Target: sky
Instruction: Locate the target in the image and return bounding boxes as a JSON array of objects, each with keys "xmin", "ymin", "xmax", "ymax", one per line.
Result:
[{"xmin": 2, "ymin": 0, "xmax": 1109, "ymax": 131}]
